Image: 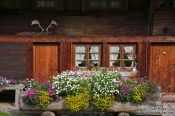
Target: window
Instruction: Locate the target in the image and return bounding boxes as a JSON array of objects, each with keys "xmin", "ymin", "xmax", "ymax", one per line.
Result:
[
  {"xmin": 90, "ymin": 0, "xmax": 120, "ymax": 10},
  {"xmin": 37, "ymin": 0, "xmax": 55, "ymax": 8},
  {"xmin": 75, "ymin": 45, "xmax": 101, "ymax": 67},
  {"xmin": 159, "ymin": 0, "xmax": 175, "ymax": 9},
  {"xmin": 110, "ymin": 45, "xmax": 136, "ymax": 71}
]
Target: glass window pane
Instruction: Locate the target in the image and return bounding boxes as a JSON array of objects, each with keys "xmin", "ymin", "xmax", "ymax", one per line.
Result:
[
  {"xmin": 90, "ymin": 45, "xmax": 99, "ymax": 53},
  {"xmin": 123, "ymin": 53, "xmax": 134, "ymax": 60},
  {"xmin": 111, "ymin": 60, "xmax": 120, "ymax": 67},
  {"xmin": 37, "ymin": 0, "xmax": 54, "ymax": 8},
  {"xmin": 90, "ymin": 0, "xmax": 101, "ymax": 9},
  {"xmin": 76, "ymin": 46, "xmax": 86, "ymax": 53},
  {"xmin": 89, "ymin": 45, "xmax": 100, "ymax": 67},
  {"xmin": 76, "ymin": 45, "xmax": 86, "ymax": 67},
  {"xmin": 124, "ymin": 60, "xmax": 134, "ymax": 67},
  {"xmin": 76, "ymin": 61, "xmax": 86, "ymax": 67},
  {"xmin": 76, "ymin": 54, "xmax": 85, "ymax": 60},
  {"xmin": 110, "ymin": 45, "xmax": 120, "ymax": 67},
  {"xmin": 110, "ymin": 0, "xmax": 120, "ymax": 8},
  {"xmin": 124, "ymin": 46, "xmax": 134, "ymax": 53},
  {"xmin": 110, "ymin": 45, "xmax": 119, "ymax": 53}
]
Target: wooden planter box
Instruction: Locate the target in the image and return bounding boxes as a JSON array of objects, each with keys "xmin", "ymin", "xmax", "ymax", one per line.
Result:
[{"xmin": 19, "ymin": 90, "xmax": 162, "ymax": 115}]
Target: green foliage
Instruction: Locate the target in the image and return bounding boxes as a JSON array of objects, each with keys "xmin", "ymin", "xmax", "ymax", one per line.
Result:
[
  {"xmin": 23, "ymin": 79, "xmax": 50, "ymax": 91},
  {"xmin": 92, "ymin": 96, "xmax": 114, "ymax": 111},
  {"xmin": 132, "ymin": 81, "xmax": 157, "ymax": 103},
  {"xmin": 65, "ymin": 88, "xmax": 90, "ymax": 112},
  {"xmin": 24, "ymin": 94, "xmax": 39, "ymax": 106},
  {"xmin": 0, "ymin": 112, "xmax": 10, "ymax": 116}
]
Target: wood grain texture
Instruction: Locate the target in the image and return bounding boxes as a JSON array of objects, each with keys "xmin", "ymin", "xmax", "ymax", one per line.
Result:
[
  {"xmin": 149, "ymin": 45, "xmax": 175, "ymax": 92},
  {"xmin": 33, "ymin": 44, "xmax": 59, "ymax": 83},
  {"xmin": 0, "ymin": 43, "xmax": 28, "ymax": 80}
]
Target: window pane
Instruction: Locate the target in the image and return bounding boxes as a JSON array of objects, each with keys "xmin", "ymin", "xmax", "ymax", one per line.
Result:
[
  {"xmin": 110, "ymin": 45, "xmax": 119, "ymax": 53},
  {"xmin": 76, "ymin": 45, "xmax": 86, "ymax": 67},
  {"xmin": 124, "ymin": 46, "xmax": 134, "ymax": 53},
  {"xmin": 89, "ymin": 45, "xmax": 100, "ymax": 67},
  {"xmin": 110, "ymin": 46, "xmax": 120, "ymax": 67},
  {"xmin": 76, "ymin": 45, "xmax": 86, "ymax": 53},
  {"xmin": 37, "ymin": 0, "xmax": 54, "ymax": 8},
  {"xmin": 90, "ymin": 0, "xmax": 119, "ymax": 9},
  {"xmin": 123, "ymin": 53, "xmax": 134, "ymax": 60},
  {"xmin": 110, "ymin": 0, "xmax": 120, "ymax": 8},
  {"xmin": 37, "ymin": 0, "xmax": 45, "ymax": 7},
  {"xmin": 90, "ymin": 0, "xmax": 102, "ymax": 9},
  {"xmin": 124, "ymin": 60, "xmax": 134, "ymax": 67},
  {"xmin": 123, "ymin": 45, "xmax": 135, "ymax": 68},
  {"xmin": 90, "ymin": 45, "xmax": 99, "ymax": 53}
]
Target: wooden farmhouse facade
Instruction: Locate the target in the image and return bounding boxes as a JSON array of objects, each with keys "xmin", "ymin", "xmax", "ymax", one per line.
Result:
[{"xmin": 0, "ymin": 0, "xmax": 175, "ymax": 92}]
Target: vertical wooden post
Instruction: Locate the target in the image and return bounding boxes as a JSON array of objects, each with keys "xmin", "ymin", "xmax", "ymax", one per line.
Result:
[
  {"xmin": 102, "ymin": 43, "xmax": 109, "ymax": 67},
  {"xmin": 27, "ymin": 42, "xmax": 33, "ymax": 79}
]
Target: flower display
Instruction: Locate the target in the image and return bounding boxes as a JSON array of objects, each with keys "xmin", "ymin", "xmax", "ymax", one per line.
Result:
[
  {"xmin": 52, "ymin": 70, "xmax": 87, "ymax": 96},
  {"xmin": 24, "ymin": 90, "xmax": 51, "ymax": 109},
  {"xmin": 19, "ymin": 70, "xmax": 158, "ymax": 111},
  {"xmin": 65, "ymin": 88, "xmax": 90, "ymax": 112},
  {"xmin": 91, "ymin": 70, "xmax": 120, "ymax": 97},
  {"xmin": 0, "ymin": 77, "xmax": 17, "ymax": 87}
]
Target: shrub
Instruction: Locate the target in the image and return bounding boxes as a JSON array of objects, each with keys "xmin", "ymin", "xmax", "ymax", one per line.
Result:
[
  {"xmin": 92, "ymin": 96, "xmax": 114, "ymax": 111},
  {"xmin": 65, "ymin": 88, "xmax": 90, "ymax": 112}
]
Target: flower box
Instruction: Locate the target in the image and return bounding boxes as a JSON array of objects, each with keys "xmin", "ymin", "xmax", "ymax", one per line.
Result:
[{"xmin": 19, "ymin": 89, "xmax": 162, "ymax": 114}]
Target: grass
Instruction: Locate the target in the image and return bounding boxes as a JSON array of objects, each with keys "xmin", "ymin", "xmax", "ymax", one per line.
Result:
[{"xmin": 0, "ymin": 112, "xmax": 10, "ymax": 116}]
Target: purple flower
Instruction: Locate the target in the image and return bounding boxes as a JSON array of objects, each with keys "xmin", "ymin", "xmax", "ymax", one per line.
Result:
[
  {"xmin": 25, "ymin": 90, "xmax": 39, "ymax": 96},
  {"xmin": 138, "ymin": 77, "xmax": 145, "ymax": 83},
  {"xmin": 9, "ymin": 79, "xmax": 17, "ymax": 84},
  {"xmin": 48, "ymin": 86, "xmax": 56, "ymax": 96}
]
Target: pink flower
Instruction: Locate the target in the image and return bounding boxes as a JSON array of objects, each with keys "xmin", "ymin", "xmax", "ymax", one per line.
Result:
[{"xmin": 25, "ymin": 90, "xmax": 39, "ymax": 96}]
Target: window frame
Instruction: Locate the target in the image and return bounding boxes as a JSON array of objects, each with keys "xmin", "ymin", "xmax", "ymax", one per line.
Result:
[
  {"xmin": 34, "ymin": 0, "xmax": 58, "ymax": 10},
  {"xmin": 72, "ymin": 44, "xmax": 102, "ymax": 69},
  {"xmin": 158, "ymin": 0, "xmax": 175, "ymax": 10},
  {"xmin": 109, "ymin": 44, "xmax": 137, "ymax": 71},
  {"xmin": 88, "ymin": 0, "xmax": 122, "ymax": 11}
]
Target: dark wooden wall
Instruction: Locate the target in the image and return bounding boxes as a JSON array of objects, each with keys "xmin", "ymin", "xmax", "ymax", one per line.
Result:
[
  {"xmin": 0, "ymin": 13, "xmax": 144, "ymax": 36},
  {"xmin": 0, "ymin": 43, "xmax": 29, "ymax": 80},
  {"xmin": 0, "ymin": 0, "xmax": 32, "ymax": 9},
  {"xmin": 152, "ymin": 11, "xmax": 175, "ymax": 36}
]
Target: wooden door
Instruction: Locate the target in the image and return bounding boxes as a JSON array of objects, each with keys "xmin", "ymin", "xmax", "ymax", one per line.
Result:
[
  {"xmin": 33, "ymin": 44, "xmax": 59, "ymax": 83},
  {"xmin": 150, "ymin": 45, "xmax": 175, "ymax": 93}
]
